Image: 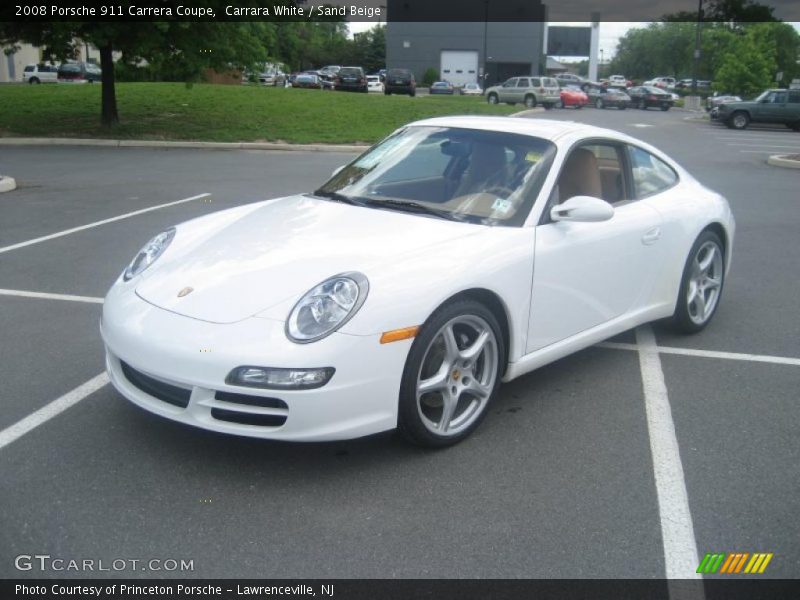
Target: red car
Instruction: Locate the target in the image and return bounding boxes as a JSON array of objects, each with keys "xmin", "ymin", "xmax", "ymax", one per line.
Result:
[{"xmin": 559, "ymin": 86, "xmax": 588, "ymax": 109}]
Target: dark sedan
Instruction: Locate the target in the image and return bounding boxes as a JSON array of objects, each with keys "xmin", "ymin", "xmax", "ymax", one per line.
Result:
[
  {"xmin": 627, "ymin": 86, "xmax": 674, "ymax": 111},
  {"xmin": 334, "ymin": 67, "xmax": 368, "ymax": 93},
  {"xmin": 384, "ymin": 68, "xmax": 416, "ymax": 96},
  {"xmin": 584, "ymin": 84, "xmax": 630, "ymax": 110},
  {"xmin": 292, "ymin": 73, "xmax": 322, "ymax": 89},
  {"xmin": 430, "ymin": 81, "xmax": 455, "ymax": 95}
]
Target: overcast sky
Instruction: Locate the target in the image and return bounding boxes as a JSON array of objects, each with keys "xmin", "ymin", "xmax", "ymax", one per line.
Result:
[{"xmin": 349, "ymin": 21, "xmax": 800, "ymax": 62}]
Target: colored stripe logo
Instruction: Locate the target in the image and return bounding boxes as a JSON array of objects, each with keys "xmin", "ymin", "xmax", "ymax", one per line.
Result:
[{"xmin": 697, "ymin": 552, "xmax": 773, "ymax": 574}]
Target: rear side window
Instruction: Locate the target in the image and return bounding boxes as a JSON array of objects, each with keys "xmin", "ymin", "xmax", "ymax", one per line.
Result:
[
  {"xmin": 789, "ymin": 92, "xmax": 800, "ymax": 104},
  {"xmin": 24, "ymin": 65, "xmax": 34, "ymax": 72},
  {"xmin": 530, "ymin": 78, "xmax": 540, "ymax": 87},
  {"xmin": 543, "ymin": 78, "xmax": 557, "ymax": 87},
  {"xmin": 629, "ymin": 146, "xmax": 678, "ymax": 198},
  {"xmin": 516, "ymin": 78, "xmax": 529, "ymax": 87}
]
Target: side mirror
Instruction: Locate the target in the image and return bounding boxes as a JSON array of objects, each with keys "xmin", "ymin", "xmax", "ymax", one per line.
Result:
[
  {"xmin": 551, "ymin": 195, "xmax": 614, "ymax": 223},
  {"xmin": 331, "ymin": 165, "xmax": 345, "ymax": 177}
]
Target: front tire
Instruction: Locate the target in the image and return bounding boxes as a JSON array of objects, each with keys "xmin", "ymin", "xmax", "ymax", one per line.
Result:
[
  {"xmin": 398, "ymin": 300, "xmax": 505, "ymax": 447},
  {"xmin": 524, "ymin": 95, "xmax": 536, "ymax": 108},
  {"xmin": 638, "ymin": 99, "xmax": 646, "ymax": 110},
  {"xmin": 671, "ymin": 231, "xmax": 725, "ymax": 334},
  {"xmin": 729, "ymin": 111, "xmax": 749, "ymax": 130},
  {"xmin": 595, "ymin": 98, "xmax": 604, "ymax": 109},
  {"xmin": 29, "ymin": 77, "xmax": 40, "ymax": 84}
]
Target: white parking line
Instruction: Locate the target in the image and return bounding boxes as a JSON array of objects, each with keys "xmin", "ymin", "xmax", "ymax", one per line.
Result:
[
  {"xmin": 0, "ymin": 373, "xmax": 109, "ymax": 451},
  {"xmin": 635, "ymin": 325, "xmax": 701, "ymax": 581},
  {"xmin": 727, "ymin": 144, "xmax": 800, "ymax": 149},
  {"xmin": 0, "ymin": 288, "xmax": 103, "ymax": 304},
  {"xmin": 0, "ymin": 193, "xmax": 210, "ymax": 255},
  {"xmin": 599, "ymin": 341, "xmax": 800, "ymax": 366}
]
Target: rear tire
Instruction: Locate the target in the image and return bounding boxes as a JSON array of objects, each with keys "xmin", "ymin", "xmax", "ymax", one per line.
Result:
[
  {"xmin": 660, "ymin": 104, "xmax": 670, "ymax": 111},
  {"xmin": 487, "ymin": 93, "xmax": 499, "ymax": 105},
  {"xmin": 595, "ymin": 98, "xmax": 604, "ymax": 109},
  {"xmin": 638, "ymin": 99, "xmax": 646, "ymax": 110},
  {"xmin": 398, "ymin": 299, "xmax": 505, "ymax": 448},
  {"xmin": 671, "ymin": 230, "xmax": 725, "ymax": 334},
  {"xmin": 29, "ymin": 77, "xmax": 40, "ymax": 84}
]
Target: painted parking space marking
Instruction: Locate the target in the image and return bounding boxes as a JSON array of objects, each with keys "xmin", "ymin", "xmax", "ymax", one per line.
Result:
[
  {"xmin": 599, "ymin": 341, "xmax": 800, "ymax": 367},
  {"xmin": 0, "ymin": 373, "xmax": 109, "ymax": 451},
  {"xmin": 0, "ymin": 288, "xmax": 104, "ymax": 304},
  {"xmin": 635, "ymin": 325, "xmax": 702, "ymax": 581},
  {"xmin": 0, "ymin": 192, "xmax": 210, "ymax": 255}
]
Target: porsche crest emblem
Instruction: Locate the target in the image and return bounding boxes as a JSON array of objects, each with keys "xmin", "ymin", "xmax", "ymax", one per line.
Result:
[{"xmin": 177, "ymin": 286, "xmax": 194, "ymax": 298}]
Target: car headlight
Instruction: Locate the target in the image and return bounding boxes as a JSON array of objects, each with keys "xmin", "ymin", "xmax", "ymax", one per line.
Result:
[
  {"xmin": 286, "ymin": 272, "xmax": 369, "ymax": 343},
  {"xmin": 122, "ymin": 228, "xmax": 175, "ymax": 281}
]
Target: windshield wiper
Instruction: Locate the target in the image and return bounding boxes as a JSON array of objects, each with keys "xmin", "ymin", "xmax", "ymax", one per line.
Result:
[
  {"xmin": 312, "ymin": 190, "xmax": 365, "ymax": 207},
  {"xmin": 362, "ymin": 198, "xmax": 458, "ymax": 221}
]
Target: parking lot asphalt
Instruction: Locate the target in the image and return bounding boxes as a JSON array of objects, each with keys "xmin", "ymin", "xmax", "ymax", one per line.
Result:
[{"xmin": 0, "ymin": 106, "xmax": 798, "ymax": 581}]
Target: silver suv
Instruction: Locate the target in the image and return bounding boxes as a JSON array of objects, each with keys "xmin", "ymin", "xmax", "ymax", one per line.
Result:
[{"xmin": 485, "ymin": 76, "xmax": 560, "ymax": 109}]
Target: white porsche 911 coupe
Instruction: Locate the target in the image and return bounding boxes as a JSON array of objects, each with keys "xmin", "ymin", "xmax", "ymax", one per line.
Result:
[{"xmin": 102, "ymin": 116, "xmax": 734, "ymax": 447}]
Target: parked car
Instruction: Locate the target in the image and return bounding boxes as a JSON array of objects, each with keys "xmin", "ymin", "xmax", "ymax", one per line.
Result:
[
  {"xmin": 716, "ymin": 89, "xmax": 800, "ymax": 130},
  {"xmin": 430, "ymin": 81, "xmax": 455, "ymax": 95},
  {"xmin": 556, "ymin": 73, "xmax": 585, "ymax": 87},
  {"xmin": 643, "ymin": 77, "xmax": 676, "ymax": 89},
  {"xmin": 292, "ymin": 73, "xmax": 322, "ymax": 89},
  {"xmin": 607, "ymin": 75, "xmax": 630, "ymax": 88},
  {"xmin": 558, "ymin": 85, "xmax": 588, "ymax": 109},
  {"xmin": 586, "ymin": 86, "xmax": 630, "ymax": 110},
  {"xmin": 461, "ymin": 83, "xmax": 483, "ymax": 96},
  {"xmin": 258, "ymin": 71, "xmax": 286, "ymax": 86},
  {"xmin": 707, "ymin": 95, "xmax": 742, "ymax": 119},
  {"xmin": 57, "ymin": 62, "xmax": 102, "ymax": 83},
  {"xmin": 366, "ymin": 75, "xmax": 384, "ymax": 93},
  {"xmin": 334, "ymin": 67, "xmax": 368, "ymax": 93},
  {"xmin": 485, "ymin": 76, "xmax": 560, "ymax": 109},
  {"xmin": 627, "ymin": 86, "xmax": 674, "ymax": 110},
  {"xmin": 22, "ymin": 63, "xmax": 59, "ymax": 84},
  {"xmin": 675, "ymin": 79, "xmax": 712, "ymax": 90},
  {"xmin": 103, "ymin": 116, "xmax": 734, "ymax": 447},
  {"xmin": 384, "ymin": 68, "xmax": 416, "ymax": 96}
]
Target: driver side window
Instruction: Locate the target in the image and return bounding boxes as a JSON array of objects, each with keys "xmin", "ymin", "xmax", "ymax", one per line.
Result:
[{"xmin": 556, "ymin": 143, "xmax": 627, "ymax": 205}]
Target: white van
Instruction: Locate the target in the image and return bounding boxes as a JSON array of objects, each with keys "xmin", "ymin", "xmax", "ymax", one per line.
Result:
[{"xmin": 22, "ymin": 64, "xmax": 59, "ymax": 84}]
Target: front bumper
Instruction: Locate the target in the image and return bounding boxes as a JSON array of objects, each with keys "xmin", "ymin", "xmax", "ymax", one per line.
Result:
[{"xmin": 101, "ymin": 289, "xmax": 410, "ymax": 441}]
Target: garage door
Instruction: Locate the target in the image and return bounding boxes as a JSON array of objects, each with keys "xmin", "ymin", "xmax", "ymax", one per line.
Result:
[{"xmin": 440, "ymin": 50, "xmax": 479, "ymax": 87}]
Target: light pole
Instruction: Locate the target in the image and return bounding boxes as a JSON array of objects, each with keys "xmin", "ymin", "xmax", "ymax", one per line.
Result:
[
  {"xmin": 482, "ymin": 1, "xmax": 489, "ymax": 86},
  {"xmin": 691, "ymin": 0, "xmax": 704, "ymax": 94}
]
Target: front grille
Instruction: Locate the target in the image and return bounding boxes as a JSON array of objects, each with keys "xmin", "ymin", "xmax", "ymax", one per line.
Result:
[
  {"xmin": 214, "ymin": 391, "xmax": 288, "ymax": 409},
  {"xmin": 211, "ymin": 391, "xmax": 287, "ymax": 427},
  {"xmin": 120, "ymin": 361, "xmax": 191, "ymax": 409},
  {"xmin": 210, "ymin": 409, "xmax": 286, "ymax": 427}
]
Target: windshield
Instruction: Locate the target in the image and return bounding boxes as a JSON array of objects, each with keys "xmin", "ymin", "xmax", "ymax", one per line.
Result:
[{"xmin": 315, "ymin": 126, "xmax": 556, "ymax": 226}]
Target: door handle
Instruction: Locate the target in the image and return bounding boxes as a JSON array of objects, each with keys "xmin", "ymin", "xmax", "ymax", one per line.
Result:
[{"xmin": 642, "ymin": 227, "xmax": 661, "ymax": 245}]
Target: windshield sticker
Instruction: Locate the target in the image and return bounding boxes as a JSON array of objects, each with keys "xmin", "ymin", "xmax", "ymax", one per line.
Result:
[
  {"xmin": 491, "ymin": 198, "xmax": 513, "ymax": 214},
  {"xmin": 525, "ymin": 151, "xmax": 543, "ymax": 162}
]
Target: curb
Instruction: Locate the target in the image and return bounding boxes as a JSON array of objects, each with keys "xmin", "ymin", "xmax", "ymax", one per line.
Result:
[
  {"xmin": 0, "ymin": 137, "xmax": 370, "ymax": 153},
  {"xmin": 0, "ymin": 175, "xmax": 17, "ymax": 193},
  {"xmin": 767, "ymin": 154, "xmax": 800, "ymax": 170},
  {"xmin": 510, "ymin": 108, "xmax": 546, "ymax": 118}
]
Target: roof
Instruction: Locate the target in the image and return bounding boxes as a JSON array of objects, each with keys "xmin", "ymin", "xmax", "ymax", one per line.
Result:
[
  {"xmin": 408, "ymin": 115, "xmax": 624, "ymax": 143},
  {"xmin": 546, "ymin": 57, "xmax": 568, "ymax": 72}
]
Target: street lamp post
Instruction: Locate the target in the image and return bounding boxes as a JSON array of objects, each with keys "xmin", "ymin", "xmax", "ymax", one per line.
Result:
[
  {"xmin": 691, "ymin": 0, "xmax": 704, "ymax": 94},
  {"xmin": 482, "ymin": 1, "xmax": 488, "ymax": 86}
]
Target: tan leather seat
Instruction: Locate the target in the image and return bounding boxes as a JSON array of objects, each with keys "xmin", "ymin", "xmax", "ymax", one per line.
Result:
[{"xmin": 558, "ymin": 148, "xmax": 602, "ymax": 202}]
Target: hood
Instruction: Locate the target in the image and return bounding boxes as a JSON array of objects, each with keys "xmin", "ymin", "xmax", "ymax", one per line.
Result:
[{"xmin": 135, "ymin": 194, "xmax": 480, "ymax": 324}]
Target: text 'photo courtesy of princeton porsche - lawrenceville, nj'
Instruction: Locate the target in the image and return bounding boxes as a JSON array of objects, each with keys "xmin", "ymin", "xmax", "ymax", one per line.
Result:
[{"xmin": 1, "ymin": 0, "xmax": 799, "ymax": 599}]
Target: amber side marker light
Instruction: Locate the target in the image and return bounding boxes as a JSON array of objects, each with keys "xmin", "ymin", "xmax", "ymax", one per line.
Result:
[{"xmin": 380, "ymin": 326, "xmax": 420, "ymax": 344}]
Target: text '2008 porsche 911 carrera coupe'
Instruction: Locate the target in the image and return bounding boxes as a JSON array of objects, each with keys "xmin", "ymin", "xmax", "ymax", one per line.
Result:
[{"xmin": 102, "ymin": 117, "xmax": 734, "ymax": 447}]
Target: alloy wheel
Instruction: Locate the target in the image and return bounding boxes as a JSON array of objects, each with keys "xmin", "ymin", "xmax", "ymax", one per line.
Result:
[
  {"xmin": 686, "ymin": 241, "xmax": 723, "ymax": 326},
  {"xmin": 415, "ymin": 315, "xmax": 499, "ymax": 437}
]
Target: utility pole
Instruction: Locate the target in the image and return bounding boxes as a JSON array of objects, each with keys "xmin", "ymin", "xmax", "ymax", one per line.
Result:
[
  {"xmin": 482, "ymin": 0, "xmax": 488, "ymax": 86},
  {"xmin": 691, "ymin": 0, "xmax": 704, "ymax": 94}
]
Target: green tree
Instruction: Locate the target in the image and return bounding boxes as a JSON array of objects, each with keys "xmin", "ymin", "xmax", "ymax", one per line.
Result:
[
  {"xmin": 714, "ymin": 32, "xmax": 774, "ymax": 95},
  {"xmin": 0, "ymin": 20, "xmax": 272, "ymax": 126}
]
